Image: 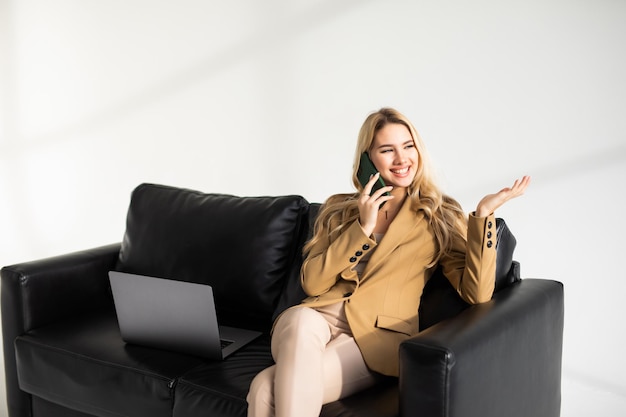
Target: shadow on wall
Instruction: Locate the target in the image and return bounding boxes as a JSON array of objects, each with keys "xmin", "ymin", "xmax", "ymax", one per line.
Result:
[
  {"xmin": 533, "ymin": 143, "xmax": 626, "ymax": 181},
  {"xmin": 0, "ymin": 0, "xmax": 374, "ymax": 152},
  {"xmin": 0, "ymin": 0, "xmax": 374, "ymax": 270}
]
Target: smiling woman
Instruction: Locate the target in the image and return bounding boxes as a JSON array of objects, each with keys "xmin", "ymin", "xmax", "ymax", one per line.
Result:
[{"xmin": 246, "ymin": 107, "xmax": 530, "ymax": 417}]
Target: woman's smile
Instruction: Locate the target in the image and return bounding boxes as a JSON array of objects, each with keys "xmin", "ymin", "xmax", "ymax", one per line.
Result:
[{"xmin": 390, "ymin": 166, "xmax": 411, "ymax": 177}]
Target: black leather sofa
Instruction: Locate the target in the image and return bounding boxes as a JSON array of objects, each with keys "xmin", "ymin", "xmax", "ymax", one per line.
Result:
[{"xmin": 2, "ymin": 183, "xmax": 564, "ymax": 417}]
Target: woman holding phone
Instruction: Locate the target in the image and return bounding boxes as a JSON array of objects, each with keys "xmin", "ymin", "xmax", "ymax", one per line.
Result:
[{"xmin": 247, "ymin": 107, "xmax": 530, "ymax": 417}]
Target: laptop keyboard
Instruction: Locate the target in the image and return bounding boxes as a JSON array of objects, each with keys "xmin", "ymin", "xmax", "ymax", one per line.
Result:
[{"xmin": 220, "ymin": 339, "xmax": 234, "ymax": 349}]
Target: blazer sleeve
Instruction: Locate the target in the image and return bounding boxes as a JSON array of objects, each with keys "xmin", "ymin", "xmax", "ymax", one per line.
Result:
[
  {"xmin": 301, "ymin": 220, "xmax": 378, "ymax": 297},
  {"xmin": 439, "ymin": 213, "xmax": 497, "ymax": 304}
]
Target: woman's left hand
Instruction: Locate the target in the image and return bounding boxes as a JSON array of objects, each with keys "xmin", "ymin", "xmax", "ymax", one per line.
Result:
[{"xmin": 475, "ymin": 175, "xmax": 531, "ymax": 217}]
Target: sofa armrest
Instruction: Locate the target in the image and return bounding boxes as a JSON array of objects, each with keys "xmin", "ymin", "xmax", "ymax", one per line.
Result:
[
  {"xmin": 1, "ymin": 243, "xmax": 120, "ymax": 417},
  {"xmin": 1, "ymin": 243, "xmax": 120, "ymax": 332},
  {"xmin": 399, "ymin": 279, "xmax": 564, "ymax": 417}
]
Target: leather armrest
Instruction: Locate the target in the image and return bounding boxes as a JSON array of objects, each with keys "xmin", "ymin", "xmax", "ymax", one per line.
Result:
[
  {"xmin": 1, "ymin": 243, "xmax": 121, "ymax": 417},
  {"xmin": 399, "ymin": 279, "xmax": 564, "ymax": 417},
  {"xmin": 1, "ymin": 243, "xmax": 120, "ymax": 333}
]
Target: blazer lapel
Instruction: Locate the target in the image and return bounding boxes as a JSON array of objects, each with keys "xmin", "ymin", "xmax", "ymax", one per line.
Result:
[{"xmin": 361, "ymin": 198, "xmax": 423, "ymax": 279}]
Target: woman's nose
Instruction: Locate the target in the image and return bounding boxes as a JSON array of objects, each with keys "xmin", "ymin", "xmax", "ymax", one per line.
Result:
[{"xmin": 395, "ymin": 149, "xmax": 407, "ymax": 164}]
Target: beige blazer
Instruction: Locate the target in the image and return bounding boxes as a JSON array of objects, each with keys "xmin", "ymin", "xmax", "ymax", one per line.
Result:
[{"xmin": 299, "ymin": 198, "xmax": 496, "ymax": 377}]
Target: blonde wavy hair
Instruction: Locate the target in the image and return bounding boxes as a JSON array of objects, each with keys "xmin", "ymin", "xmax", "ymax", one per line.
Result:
[{"xmin": 304, "ymin": 107, "xmax": 467, "ymax": 267}]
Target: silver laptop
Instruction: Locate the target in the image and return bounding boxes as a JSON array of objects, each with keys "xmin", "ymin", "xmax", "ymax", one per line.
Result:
[{"xmin": 109, "ymin": 271, "xmax": 262, "ymax": 359}]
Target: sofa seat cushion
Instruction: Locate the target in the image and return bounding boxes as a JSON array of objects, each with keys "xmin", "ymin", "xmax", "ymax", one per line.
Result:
[
  {"xmin": 15, "ymin": 309, "xmax": 206, "ymax": 417},
  {"xmin": 173, "ymin": 336, "xmax": 399, "ymax": 417},
  {"xmin": 173, "ymin": 335, "xmax": 274, "ymax": 417},
  {"xmin": 319, "ymin": 380, "xmax": 398, "ymax": 417}
]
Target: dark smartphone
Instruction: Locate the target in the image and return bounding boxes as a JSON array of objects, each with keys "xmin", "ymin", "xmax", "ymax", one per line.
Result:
[{"xmin": 357, "ymin": 152, "xmax": 390, "ymax": 202}]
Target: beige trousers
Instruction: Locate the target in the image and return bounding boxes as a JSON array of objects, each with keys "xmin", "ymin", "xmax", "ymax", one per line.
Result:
[{"xmin": 246, "ymin": 302, "xmax": 377, "ymax": 417}]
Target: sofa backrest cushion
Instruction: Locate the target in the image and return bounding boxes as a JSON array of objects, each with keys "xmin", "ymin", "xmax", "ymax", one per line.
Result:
[
  {"xmin": 115, "ymin": 183, "xmax": 309, "ymax": 332},
  {"xmin": 269, "ymin": 203, "xmax": 321, "ymax": 322},
  {"xmin": 418, "ymin": 218, "xmax": 519, "ymax": 331}
]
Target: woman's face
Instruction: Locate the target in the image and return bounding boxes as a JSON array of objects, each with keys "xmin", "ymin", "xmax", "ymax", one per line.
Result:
[{"xmin": 369, "ymin": 123, "xmax": 419, "ymax": 189}]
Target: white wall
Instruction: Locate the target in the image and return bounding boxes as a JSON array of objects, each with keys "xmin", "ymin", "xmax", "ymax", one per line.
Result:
[{"xmin": 1, "ymin": 0, "xmax": 625, "ymax": 416}]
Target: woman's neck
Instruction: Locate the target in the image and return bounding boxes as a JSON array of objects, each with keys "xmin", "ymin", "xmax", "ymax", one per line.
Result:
[
  {"xmin": 390, "ymin": 186, "xmax": 408, "ymax": 202},
  {"xmin": 373, "ymin": 187, "xmax": 407, "ymax": 233}
]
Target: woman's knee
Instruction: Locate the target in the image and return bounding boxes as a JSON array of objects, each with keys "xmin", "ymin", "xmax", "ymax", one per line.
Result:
[{"xmin": 271, "ymin": 307, "xmax": 330, "ymax": 357}]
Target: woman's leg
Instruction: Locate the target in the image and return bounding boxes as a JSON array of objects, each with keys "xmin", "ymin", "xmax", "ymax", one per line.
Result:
[
  {"xmin": 320, "ymin": 332, "xmax": 378, "ymax": 404},
  {"xmin": 247, "ymin": 307, "xmax": 377, "ymax": 417},
  {"xmin": 271, "ymin": 307, "xmax": 332, "ymax": 417},
  {"xmin": 247, "ymin": 365, "xmax": 276, "ymax": 417},
  {"xmin": 247, "ymin": 307, "xmax": 330, "ymax": 417}
]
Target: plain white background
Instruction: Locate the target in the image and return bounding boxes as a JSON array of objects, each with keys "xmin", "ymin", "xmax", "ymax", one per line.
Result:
[{"xmin": 1, "ymin": 0, "xmax": 625, "ymax": 415}]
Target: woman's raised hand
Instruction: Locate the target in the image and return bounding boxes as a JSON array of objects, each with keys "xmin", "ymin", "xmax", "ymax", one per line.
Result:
[
  {"xmin": 358, "ymin": 173, "xmax": 394, "ymax": 236},
  {"xmin": 475, "ymin": 175, "xmax": 531, "ymax": 218}
]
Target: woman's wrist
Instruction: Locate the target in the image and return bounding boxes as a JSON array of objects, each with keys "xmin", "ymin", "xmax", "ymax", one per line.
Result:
[
  {"xmin": 474, "ymin": 204, "xmax": 492, "ymax": 218},
  {"xmin": 358, "ymin": 219, "xmax": 375, "ymax": 238}
]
